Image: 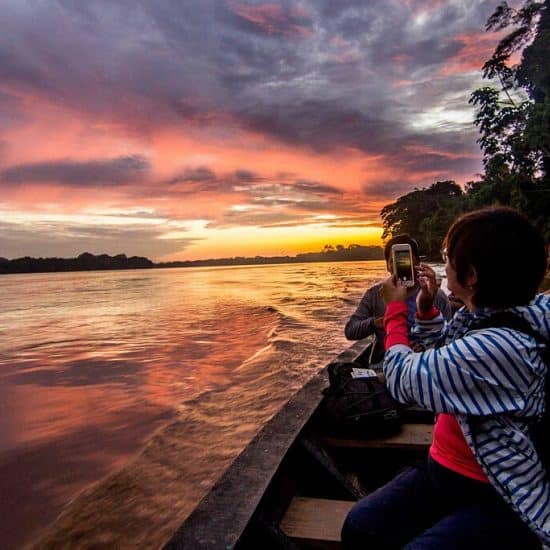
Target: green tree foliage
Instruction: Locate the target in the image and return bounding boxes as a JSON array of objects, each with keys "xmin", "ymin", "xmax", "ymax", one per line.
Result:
[
  {"xmin": 468, "ymin": 0, "xmax": 550, "ymax": 239},
  {"xmin": 469, "ymin": 0, "xmax": 549, "ymax": 176},
  {"xmin": 380, "ymin": 181, "xmax": 464, "ymax": 258},
  {"xmin": 380, "ymin": 1, "xmax": 550, "ymax": 253}
]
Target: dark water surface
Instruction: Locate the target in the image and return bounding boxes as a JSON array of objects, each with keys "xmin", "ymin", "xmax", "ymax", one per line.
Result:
[{"xmin": 0, "ymin": 261, "xmax": 388, "ymax": 548}]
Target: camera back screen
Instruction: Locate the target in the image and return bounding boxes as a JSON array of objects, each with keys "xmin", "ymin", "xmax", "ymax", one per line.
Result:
[{"xmin": 395, "ymin": 250, "xmax": 413, "ymax": 282}]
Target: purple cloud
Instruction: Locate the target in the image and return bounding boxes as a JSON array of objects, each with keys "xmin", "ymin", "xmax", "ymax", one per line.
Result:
[{"xmin": 2, "ymin": 156, "xmax": 150, "ymax": 186}]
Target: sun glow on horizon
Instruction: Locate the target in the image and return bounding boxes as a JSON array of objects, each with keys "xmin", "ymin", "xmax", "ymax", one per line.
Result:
[
  {"xmin": 0, "ymin": 0, "xmax": 495, "ymax": 262},
  {"xmin": 160, "ymin": 224, "xmax": 384, "ymax": 262}
]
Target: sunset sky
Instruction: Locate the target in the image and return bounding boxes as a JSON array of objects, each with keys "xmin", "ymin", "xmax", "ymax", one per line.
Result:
[{"xmin": 0, "ymin": 0, "xmax": 508, "ymax": 261}]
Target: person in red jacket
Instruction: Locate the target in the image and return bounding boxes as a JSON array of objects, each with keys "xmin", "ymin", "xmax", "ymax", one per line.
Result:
[
  {"xmin": 341, "ymin": 207, "xmax": 548, "ymax": 549},
  {"xmin": 345, "ymin": 234, "xmax": 451, "ymax": 366}
]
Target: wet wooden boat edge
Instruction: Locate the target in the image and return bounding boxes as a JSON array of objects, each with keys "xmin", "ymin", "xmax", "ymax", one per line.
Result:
[{"xmin": 163, "ymin": 339, "xmax": 370, "ymax": 549}]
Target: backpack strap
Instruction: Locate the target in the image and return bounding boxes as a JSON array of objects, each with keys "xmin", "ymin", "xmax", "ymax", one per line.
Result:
[
  {"xmin": 467, "ymin": 310, "xmax": 549, "ymax": 468},
  {"xmin": 467, "ymin": 310, "xmax": 548, "ymax": 411}
]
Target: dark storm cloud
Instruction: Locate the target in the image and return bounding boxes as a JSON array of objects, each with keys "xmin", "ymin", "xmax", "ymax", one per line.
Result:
[
  {"xmin": 158, "ymin": 167, "xmax": 341, "ymax": 205},
  {"xmin": 166, "ymin": 167, "xmax": 217, "ymax": 185},
  {"xmin": 238, "ymin": 99, "xmax": 404, "ymax": 154},
  {"xmin": 0, "ymin": 1, "xmax": 497, "ymax": 175},
  {"xmin": 361, "ymin": 179, "xmax": 427, "ymax": 201},
  {"xmin": 233, "ymin": 169, "xmax": 265, "ymax": 183},
  {"xmin": 398, "ymin": 150, "xmax": 478, "ymax": 174},
  {"xmin": 208, "ymin": 209, "xmax": 302, "ymax": 228},
  {"xmin": 366, "ymin": 2, "xmax": 492, "ymax": 71},
  {"xmin": 160, "ymin": 167, "xmax": 265, "ymax": 196},
  {"xmin": 312, "ymin": 0, "xmax": 492, "ymax": 64},
  {"xmin": 0, "ymin": 90, "xmax": 27, "ymax": 130},
  {"xmin": 159, "ymin": 165, "xmax": 360, "ymax": 229},
  {"xmin": 244, "ymin": 180, "xmax": 342, "ymax": 213},
  {"xmin": 0, "ymin": 47, "xmax": 50, "ymax": 91},
  {"xmin": 226, "ymin": 1, "xmax": 313, "ymax": 38},
  {"xmin": 206, "ymin": 173, "xmax": 376, "ymax": 229},
  {"xmin": 210, "ymin": 196, "xmax": 381, "ymax": 229},
  {"xmin": 1, "ymin": 156, "xmax": 150, "ymax": 186},
  {"xmin": 292, "ymin": 180, "xmax": 342, "ymax": 195}
]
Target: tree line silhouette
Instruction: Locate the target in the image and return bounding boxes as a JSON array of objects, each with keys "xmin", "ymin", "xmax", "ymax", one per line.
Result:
[
  {"xmin": 0, "ymin": 252, "xmax": 154, "ymax": 274},
  {"xmin": 381, "ymin": 1, "xmax": 550, "ymax": 259},
  {"xmin": 3, "ymin": 3, "xmax": 548, "ymax": 274},
  {"xmin": 0, "ymin": 245, "xmax": 384, "ymax": 274}
]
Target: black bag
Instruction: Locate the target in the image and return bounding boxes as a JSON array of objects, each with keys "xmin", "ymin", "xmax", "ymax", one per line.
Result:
[
  {"xmin": 468, "ymin": 311, "xmax": 549, "ymax": 468},
  {"xmin": 321, "ymin": 361, "xmax": 402, "ymax": 436}
]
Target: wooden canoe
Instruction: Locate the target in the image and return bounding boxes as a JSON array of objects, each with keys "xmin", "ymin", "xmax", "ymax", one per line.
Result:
[{"xmin": 164, "ymin": 339, "xmax": 434, "ymax": 549}]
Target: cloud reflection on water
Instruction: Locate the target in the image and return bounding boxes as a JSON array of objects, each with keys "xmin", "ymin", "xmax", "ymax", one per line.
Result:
[{"xmin": 0, "ymin": 261, "xmax": 387, "ymax": 547}]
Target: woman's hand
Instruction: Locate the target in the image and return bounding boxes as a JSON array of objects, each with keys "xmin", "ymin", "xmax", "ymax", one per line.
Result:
[
  {"xmin": 380, "ymin": 275, "xmax": 407, "ymax": 305},
  {"xmin": 416, "ymin": 263, "xmax": 438, "ymax": 314}
]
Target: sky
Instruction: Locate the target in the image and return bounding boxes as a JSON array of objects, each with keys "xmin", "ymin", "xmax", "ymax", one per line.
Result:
[{"xmin": 0, "ymin": 0, "xmax": 509, "ymax": 261}]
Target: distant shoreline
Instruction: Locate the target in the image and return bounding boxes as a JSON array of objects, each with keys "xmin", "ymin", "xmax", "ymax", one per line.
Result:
[{"xmin": 0, "ymin": 246, "xmax": 385, "ymax": 275}]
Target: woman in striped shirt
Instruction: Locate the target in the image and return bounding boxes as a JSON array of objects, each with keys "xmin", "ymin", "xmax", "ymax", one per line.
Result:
[{"xmin": 342, "ymin": 207, "xmax": 549, "ymax": 549}]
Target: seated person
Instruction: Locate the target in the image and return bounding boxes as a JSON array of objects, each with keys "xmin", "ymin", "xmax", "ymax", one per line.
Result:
[
  {"xmin": 344, "ymin": 234, "xmax": 451, "ymax": 365},
  {"xmin": 342, "ymin": 207, "xmax": 549, "ymax": 548}
]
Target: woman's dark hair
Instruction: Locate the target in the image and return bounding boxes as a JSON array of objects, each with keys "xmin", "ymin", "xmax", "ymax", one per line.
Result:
[{"xmin": 443, "ymin": 206, "xmax": 547, "ymax": 308}]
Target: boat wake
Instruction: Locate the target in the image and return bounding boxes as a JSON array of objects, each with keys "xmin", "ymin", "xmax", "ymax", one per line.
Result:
[
  {"xmin": 7, "ymin": 260, "xmax": 390, "ymax": 549},
  {"xmin": 34, "ymin": 305, "xmax": 348, "ymax": 548}
]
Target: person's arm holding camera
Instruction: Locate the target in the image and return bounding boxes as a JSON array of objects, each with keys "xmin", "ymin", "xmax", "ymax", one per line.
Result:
[
  {"xmin": 412, "ymin": 264, "xmax": 449, "ymax": 347},
  {"xmin": 380, "ymin": 263, "xmax": 447, "ymax": 366},
  {"xmin": 416, "ymin": 263, "xmax": 440, "ymax": 316}
]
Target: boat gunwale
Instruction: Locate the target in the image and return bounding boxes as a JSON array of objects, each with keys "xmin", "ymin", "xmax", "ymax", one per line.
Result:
[{"xmin": 163, "ymin": 339, "xmax": 370, "ymax": 549}]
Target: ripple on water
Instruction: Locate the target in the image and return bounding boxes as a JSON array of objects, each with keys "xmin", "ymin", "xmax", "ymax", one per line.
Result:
[{"xmin": 1, "ymin": 261, "xmax": 386, "ymax": 548}]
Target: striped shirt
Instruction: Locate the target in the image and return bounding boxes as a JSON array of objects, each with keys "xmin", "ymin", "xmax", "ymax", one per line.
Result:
[{"xmin": 383, "ymin": 293, "xmax": 550, "ymax": 544}]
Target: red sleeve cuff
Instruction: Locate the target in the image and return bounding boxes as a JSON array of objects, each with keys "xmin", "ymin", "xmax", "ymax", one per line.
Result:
[
  {"xmin": 384, "ymin": 301, "xmax": 409, "ymax": 349},
  {"xmin": 416, "ymin": 306, "xmax": 440, "ymax": 320}
]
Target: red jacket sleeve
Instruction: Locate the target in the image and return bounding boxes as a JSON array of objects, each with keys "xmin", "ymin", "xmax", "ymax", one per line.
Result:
[{"xmin": 384, "ymin": 301, "xmax": 409, "ymax": 349}]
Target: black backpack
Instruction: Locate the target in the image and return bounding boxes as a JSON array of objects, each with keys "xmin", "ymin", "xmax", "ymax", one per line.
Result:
[
  {"xmin": 468, "ymin": 311, "xmax": 549, "ymax": 468},
  {"xmin": 320, "ymin": 361, "xmax": 402, "ymax": 436}
]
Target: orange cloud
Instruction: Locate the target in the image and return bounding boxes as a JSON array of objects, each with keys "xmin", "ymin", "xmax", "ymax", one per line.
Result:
[
  {"xmin": 228, "ymin": 1, "xmax": 312, "ymax": 38},
  {"xmin": 439, "ymin": 31, "xmax": 503, "ymax": 76},
  {"xmin": 0, "ymin": 0, "xmax": 492, "ymax": 262}
]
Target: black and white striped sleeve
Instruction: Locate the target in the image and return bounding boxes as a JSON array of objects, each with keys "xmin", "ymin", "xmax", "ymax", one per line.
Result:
[{"xmin": 383, "ymin": 329, "xmax": 535, "ymax": 415}]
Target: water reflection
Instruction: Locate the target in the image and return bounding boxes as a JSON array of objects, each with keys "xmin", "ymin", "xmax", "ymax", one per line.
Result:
[{"xmin": 0, "ymin": 261, "xmax": 387, "ymax": 548}]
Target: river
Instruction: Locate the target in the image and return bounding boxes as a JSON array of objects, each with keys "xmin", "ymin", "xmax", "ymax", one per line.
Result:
[{"xmin": 0, "ymin": 260, "xmax": 390, "ymax": 548}]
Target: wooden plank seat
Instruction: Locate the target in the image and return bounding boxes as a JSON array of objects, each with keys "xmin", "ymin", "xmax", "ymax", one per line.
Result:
[
  {"xmin": 322, "ymin": 422, "xmax": 433, "ymax": 451},
  {"xmin": 279, "ymin": 424, "xmax": 433, "ymax": 545},
  {"xmin": 280, "ymin": 497, "xmax": 354, "ymax": 542}
]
